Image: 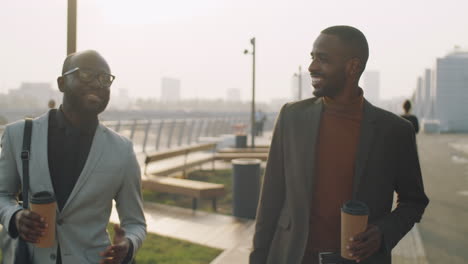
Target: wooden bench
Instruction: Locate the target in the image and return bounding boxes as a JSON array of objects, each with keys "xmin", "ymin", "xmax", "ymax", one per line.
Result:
[
  {"xmin": 141, "ymin": 175, "xmax": 225, "ymax": 211},
  {"xmin": 143, "ymin": 143, "xmax": 225, "ymax": 211},
  {"xmin": 218, "ymin": 147, "xmax": 270, "ymax": 153},
  {"xmin": 214, "ymin": 152, "xmax": 269, "ymax": 161},
  {"xmin": 144, "ymin": 143, "xmax": 217, "ymax": 177}
]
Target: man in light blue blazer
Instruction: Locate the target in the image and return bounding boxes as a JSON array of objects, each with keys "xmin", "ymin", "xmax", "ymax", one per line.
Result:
[{"xmin": 0, "ymin": 50, "xmax": 146, "ymax": 264}]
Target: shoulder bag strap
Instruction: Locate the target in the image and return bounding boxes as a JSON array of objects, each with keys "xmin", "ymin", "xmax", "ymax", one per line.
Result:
[{"xmin": 21, "ymin": 118, "xmax": 33, "ymax": 209}]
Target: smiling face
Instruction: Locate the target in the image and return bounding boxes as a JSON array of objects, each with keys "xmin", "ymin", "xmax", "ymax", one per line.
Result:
[
  {"xmin": 309, "ymin": 33, "xmax": 351, "ymax": 98},
  {"xmin": 58, "ymin": 51, "xmax": 111, "ymax": 115}
]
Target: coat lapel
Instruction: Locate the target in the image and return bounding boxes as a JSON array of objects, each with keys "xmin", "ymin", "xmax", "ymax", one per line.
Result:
[
  {"xmin": 305, "ymin": 98, "xmax": 323, "ymax": 201},
  {"xmin": 60, "ymin": 124, "xmax": 107, "ymax": 212},
  {"xmin": 353, "ymin": 100, "xmax": 377, "ymax": 199}
]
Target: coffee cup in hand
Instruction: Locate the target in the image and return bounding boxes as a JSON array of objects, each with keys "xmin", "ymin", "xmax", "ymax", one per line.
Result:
[
  {"xmin": 30, "ymin": 191, "xmax": 57, "ymax": 248},
  {"xmin": 341, "ymin": 200, "xmax": 369, "ymax": 260}
]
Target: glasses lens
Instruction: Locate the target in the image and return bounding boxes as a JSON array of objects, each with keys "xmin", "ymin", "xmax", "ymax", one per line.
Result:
[
  {"xmin": 79, "ymin": 70, "xmax": 94, "ymax": 82},
  {"xmin": 98, "ymin": 74, "xmax": 114, "ymax": 87}
]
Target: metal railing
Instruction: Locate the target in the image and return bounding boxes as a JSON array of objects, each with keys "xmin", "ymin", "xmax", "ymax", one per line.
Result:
[
  {"xmin": 102, "ymin": 116, "xmax": 252, "ymax": 153},
  {"xmin": 0, "ymin": 113, "xmax": 277, "ymax": 154}
]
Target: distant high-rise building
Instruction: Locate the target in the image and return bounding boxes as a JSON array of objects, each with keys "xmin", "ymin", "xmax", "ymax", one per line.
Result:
[
  {"xmin": 362, "ymin": 71, "xmax": 380, "ymax": 104},
  {"xmin": 414, "ymin": 77, "xmax": 424, "ymax": 117},
  {"xmin": 432, "ymin": 51, "xmax": 468, "ymax": 131},
  {"xmin": 291, "ymin": 72, "xmax": 312, "ymax": 100},
  {"xmin": 161, "ymin": 77, "xmax": 181, "ymax": 102},
  {"xmin": 421, "ymin": 69, "xmax": 432, "ymax": 119},
  {"xmin": 226, "ymin": 88, "xmax": 241, "ymax": 102}
]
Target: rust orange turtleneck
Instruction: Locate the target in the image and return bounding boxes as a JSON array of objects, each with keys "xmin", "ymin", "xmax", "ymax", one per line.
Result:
[{"xmin": 302, "ymin": 91, "xmax": 364, "ymax": 264}]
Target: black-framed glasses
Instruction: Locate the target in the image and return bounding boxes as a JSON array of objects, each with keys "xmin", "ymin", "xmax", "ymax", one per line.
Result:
[{"xmin": 62, "ymin": 67, "xmax": 115, "ymax": 88}]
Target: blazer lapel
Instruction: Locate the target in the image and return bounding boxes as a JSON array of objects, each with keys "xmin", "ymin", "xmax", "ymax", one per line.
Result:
[
  {"xmin": 60, "ymin": 124, "xmax": 107, "ymax": 212},
  {"xmin": 31, "ymin": 112, "xmax": 57, "ymax": 210},
  {"xmin": 353, "ymin": 100, "xmax": 377, "ymax": 199}
]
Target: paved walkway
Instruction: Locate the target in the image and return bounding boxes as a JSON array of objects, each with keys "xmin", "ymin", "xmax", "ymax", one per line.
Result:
[
  {"xmin": 123, "ymin": 131, "xmax": 429, "ymax": 264},
  {"xmin": 110, "ymin": 202, "xmax": 254, "ymax": 250},
  {"xmin": 392, "ymin": 225, "xmax": 428, "ymax": 264},
  {"xmin": 109, "ymin": 202, "xmax": 427, "ymax": 264},
  {"xmin": 416, "ymin": 133, "xmax": 468, "ymax": 264}
]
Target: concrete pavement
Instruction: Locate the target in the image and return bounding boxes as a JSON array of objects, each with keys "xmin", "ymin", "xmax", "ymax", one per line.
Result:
[{"xmin": 417, "ymin": 133, "xmax": 468, "ymax": 264}]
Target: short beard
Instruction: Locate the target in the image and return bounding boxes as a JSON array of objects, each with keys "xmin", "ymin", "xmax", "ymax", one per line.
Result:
[
  {"xmin": 62, "ymin": 91, "xmax": 107, "ymax": 116},
  {"xmin": 313, "ymin": 85, "xmax": 341, "ymax": 98}
]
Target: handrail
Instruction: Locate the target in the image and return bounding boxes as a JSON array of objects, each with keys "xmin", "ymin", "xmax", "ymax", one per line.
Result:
[
  {"xmin": 101, "ymin": 115, "xmax": 270, "ymax": 154},
  {"xmin": 0, "ymin": 113, "xmax": 277, "ymax": 153}
]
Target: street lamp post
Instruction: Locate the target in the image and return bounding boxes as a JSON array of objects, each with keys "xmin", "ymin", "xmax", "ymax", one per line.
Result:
[
  {"xmin": 294, "ymin": 65, "xmax": 302, "ymax": 101},
  {"xmin": 67, "ymin": 0, "xmax": 77, "ymax": 55},
  {"xmin": 244, "ymin": 37, "xmax": 256, "ymax": 148}
]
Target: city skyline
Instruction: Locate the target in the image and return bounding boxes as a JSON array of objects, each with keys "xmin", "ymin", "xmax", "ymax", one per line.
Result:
[
  {"xmin": 1, "ymin": 0, "xmax": 468, "ymax": 103},
  {"xmin": 413, "ymin": 50, "xmax": 468, "ymax": 132}
]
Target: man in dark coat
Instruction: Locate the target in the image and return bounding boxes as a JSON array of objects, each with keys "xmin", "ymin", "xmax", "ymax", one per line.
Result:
[{"xmin": 250, "ymin": 26, "xmax": 429, "ymax": 264}]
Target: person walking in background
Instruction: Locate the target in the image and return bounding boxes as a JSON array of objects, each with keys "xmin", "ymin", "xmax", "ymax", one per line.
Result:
[
  {"xmin": 250, "ymin": 26, "xmax": 428, "ymax": 264},
  {"xmin": 255, "ymin": 110, "xmax": 267, "ymax": 136},
  {"xmin": 401, "ymin": 99, "xmax": 419, "ymax": 133},
  {"xmin": 0, "ymin": 50, "xmax": 146, "ymax": 264},
  {"xmin": 48, "ymin": 99, "xmax": 56, "ymax": 109}
]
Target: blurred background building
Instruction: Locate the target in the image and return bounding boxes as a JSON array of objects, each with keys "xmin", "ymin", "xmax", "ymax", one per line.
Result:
[
  {"xmin": 161, "ymin": 77, "xmax": 181, "ymax": 103},
  {"xmin": 3, "ymin": 82, "xmax": 61, "ymax": 109},
  {"xmin": 413, "ymin": 49, "xmax": 468, "ymax": 132}
]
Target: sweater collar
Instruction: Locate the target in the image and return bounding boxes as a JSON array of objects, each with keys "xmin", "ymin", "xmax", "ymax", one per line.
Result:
[{"xmin": 323, "ymin": 88, "xmax": 364, "ymax": 115}]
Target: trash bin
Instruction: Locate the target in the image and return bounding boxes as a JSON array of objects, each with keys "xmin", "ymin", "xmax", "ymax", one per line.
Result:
[
  {"xmin": 235, "ymin": 135, "xmax": 247, "ymax": 148},
  {"xmin": 232, "ymin": 158, "xmax": 261, "ymax": 219}
]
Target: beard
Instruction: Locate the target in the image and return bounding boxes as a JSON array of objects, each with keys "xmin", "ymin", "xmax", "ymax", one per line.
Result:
[
  {"xmin": 311, "ymin": 71, "xmax": 346, "ymax": 98},
  {"xmin": 63, "ymin": 87, "xmax": 109, "ymax": 115},
  {"xmin": 312, "ymin": 84, "xmax": 342, "ymax": 98}
]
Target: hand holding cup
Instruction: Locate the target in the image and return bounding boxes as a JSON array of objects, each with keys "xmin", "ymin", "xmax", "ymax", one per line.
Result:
[
  {"xmin": 15, "ymin": 209, "xmax": 47, "ymax": 244},
  {"xmin": 347, "ymin": 224, "xmax": 383, "ymax": 262}
]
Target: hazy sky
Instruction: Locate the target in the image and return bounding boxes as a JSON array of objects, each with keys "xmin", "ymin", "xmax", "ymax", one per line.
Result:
[{"xmin": 1, "ymin": 0, "xmax": 467, "ymax": 102}]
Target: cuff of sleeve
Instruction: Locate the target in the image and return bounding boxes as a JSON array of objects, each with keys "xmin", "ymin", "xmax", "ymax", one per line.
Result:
[
  {"xmin": 6, "ymin": 207, "xmax": 23, "ymax": 238},
  {"xmin": 374, "ymin": 219, "xmax": 396, "ymax": 256},
  {"xmin": 125, "ymin": 234, "xmax": 141, "ymax": 263},
  {"xmin": 122, "ymin": 238, "xmax": 134, "ymax": 264}
]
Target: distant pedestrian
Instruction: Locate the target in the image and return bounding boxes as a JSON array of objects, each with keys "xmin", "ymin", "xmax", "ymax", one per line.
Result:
[
  {"xmin": 255, "ymin": 110, "xmax": 267, "ymax": 136},
  {"xmin": 48, "ymin": 99, "xmax": 56, "ymax": 109},
  {"xmin": 401, "ymin": 99, "xmax": 419, "ymax": 133}
]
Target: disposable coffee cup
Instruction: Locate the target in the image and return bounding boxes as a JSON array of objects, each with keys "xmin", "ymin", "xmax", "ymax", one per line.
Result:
[
  {"xmin": 30, "ymin": 191, "xmax": 57, "ymax": 248},
  {"xmin": 341, "ymin": 200, "xmax": 369, "ymax": 260}
]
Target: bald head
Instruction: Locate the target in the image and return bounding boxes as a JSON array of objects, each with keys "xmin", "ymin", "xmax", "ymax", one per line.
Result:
[
  {"xmin": 58, "ymin": 50, "xmax": 112, "ymax": 116},
  {"xmin": 62, "ymin": 50, "xmax": 110, "ymax": 74}
]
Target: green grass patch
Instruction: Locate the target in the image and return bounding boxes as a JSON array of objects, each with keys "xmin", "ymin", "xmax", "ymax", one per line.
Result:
[
  {"xmin": 107, "ymin": 224, "xmax": 222, "ymax": 264},
  {"xmin": 143, "ymin": 168, "xmax": 264, "ymax": 216},
  {"xmin": 0, "ymin": 227, "xmax": 220, "ymax": 264}
]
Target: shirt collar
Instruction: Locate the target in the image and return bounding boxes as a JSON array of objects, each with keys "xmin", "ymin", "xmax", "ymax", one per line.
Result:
[{"xmin": 55, "ymin": 106, "xmax": 98, "ymax": 136}]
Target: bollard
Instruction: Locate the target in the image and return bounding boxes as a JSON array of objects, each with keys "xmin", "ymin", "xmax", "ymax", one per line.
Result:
[
  {"xmin": 235, "ymin": 135, "xmax": 247, "ymax": 148},
  {"xmin": 232, "ymin": 158, "xmax": 261, "ymax": 219}
]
